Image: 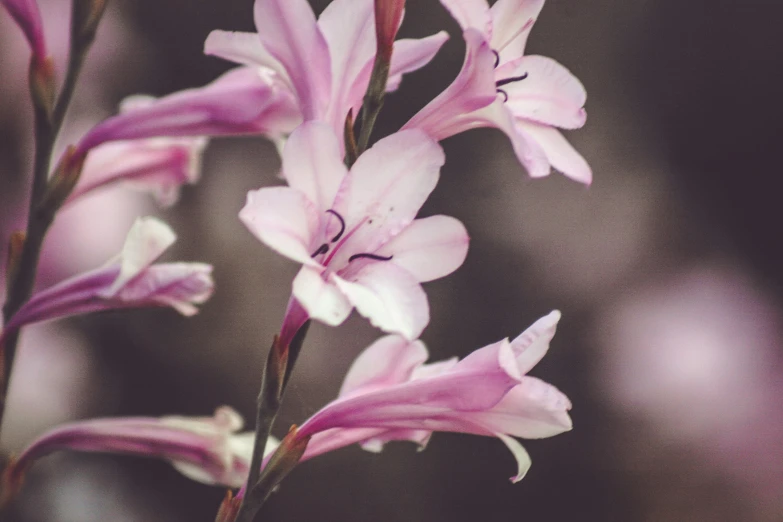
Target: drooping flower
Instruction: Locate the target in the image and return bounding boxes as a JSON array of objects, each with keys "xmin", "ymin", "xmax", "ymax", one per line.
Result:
[
  {"xmin": 73, "ymin": 67, "xmax": 300, "ymax": 157},
  {"xmin": 281, "ymin": 311, "xmax": 571, "ymax": 482},
  {"xmin": 404, "ymin": 0, "xmax": 591, "ymax": 184},
  {"xmin": 205, "ymin": 0, "xmax": 449, "ymax": 139},
  {"xmin": 1, "ymin": 0, "xmax": 46, "ymax": 61},
  {"xmin": 0, "ymin": 217, "xmax": 214, "ymax": 339},
  {"xmin": 240, "ymin": 121, "xmax": 468, "ymax": 340},
  {"xmin": 5, "ymin": 407, "xmax": 263, "ymax": 489}
]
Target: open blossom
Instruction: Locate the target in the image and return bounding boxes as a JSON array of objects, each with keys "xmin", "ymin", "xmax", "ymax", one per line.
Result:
[
  {"xmin": 6, "ymin": 407, "xmax": 263, "ymax": 489},
  {"xmin": 0, "ymin": 217, "xmax": 214, "ymax": 339},
  {"xmin": 1, "ymin": 0, "xmax": 46, "ymax": 60},
  {"xmin": 277, "ymin": 311, "xmax": 571, "ymax": 482},
  {"xmin": 205, "ymin": 0, "xmax": 448, "ymax": 138},
  {"xmin": 240, "ymin": 122, "xmax": 469, "ymax": 340},
  {"xmin": 73, "ymin": 67, "xmax": 300, "ymax": 157},
  {"xmin": 404, "ymin": 0, "xmax": 591, "ymax": 184}
]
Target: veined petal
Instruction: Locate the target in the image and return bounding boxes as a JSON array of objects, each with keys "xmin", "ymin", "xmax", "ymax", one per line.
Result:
[
  {"xmin": 491, "ymin": 0, "xmax": 544, "ymax": 63},
  {"xmin": 331, "ymin": 130, "xmax": 444, "ymax": 262},
  {"xmin": 239, "ymin": 187, "xmax": 321, "ymax": 268},
  {"xmin": 282, "ymin": 122, "xmax": 347, "ymax": 212},
  {"xmin": 385, "ymin": 32, "xmax": 450, "ymax": 93},
  {"xmin": 119, "ymin": 262, "xmax": 215, "ymax": 317},
  {"xmin": 403, "ymin": 29, "xmax": 497, "ymax": 141},
  {"xmin": 254, "ymin": 0, "xmax": 331, "ymax": 120},
  {"xmin": 516, "ymin": 121, "xmax": 592, "ymax": 184},
  {"xmin": 333, "ymin": 263, "xmax": 429, "ymax": 341},
  {"xmin": 339, "ymin": 335, "xmax": 429, "ymax": 397},
  {"xmin": 292, "ymin": 266, "xmax": 352, "ymax": 326},
  {"xmin": 376, "ymin": 215, "xmax": 469, "ymax": 283},
  {"xmin": 204, "ymin": 30, "xmax": 289, "ymax": 82},
  {"xmin": 511, "ymin": 310, "xmax": 561, "ymax": 374},
  {"xmin": 439, "ymin": 0, "xmax": 492, "ymax": 40},
  {"xmin": 498, "ymin": 55, "xmax": 587, "ymax": 129},
  {"xmin": 494, "ymin": 433, "xmax": 532, "ymax": 483}
]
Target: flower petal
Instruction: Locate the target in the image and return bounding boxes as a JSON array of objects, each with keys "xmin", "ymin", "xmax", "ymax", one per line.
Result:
[
  {"xmin": 1, "ymin": 0, "xmax": 46, "ymax": 58},
  {"xmin": 333, "ymin": 262, "xmax": 429, "ymax": 340},
  {"xmin": 385, "ymin": 32, "xmax": 450, "ymax": 93},
  {"xmin": 253, "ymin": 0, "xmax": 331, "ymax": 120},
  {"xmin": 498, "ymin": 55, "xmax": 587, "ymax": 129},
  {"xmin": 376, "ymin": 215, "xmax": 469, "ymax": 283},
  {"xmin": 239, "ymin": 187, "xmax": 321, "ymax": 267},
  {"xmin": 339, "ymin": 335, "xmax": 429, "ymax": 397},
  {"xmin": 490, "ymin": 0, "xmax": 544, "ymax": 63},
  {"xmin": 120, "ymin": 262, "xmax": 215, "ymax": 317},
  {"xmin": 510, "ymin": 310, "xmax": 561, "ymax": 374},
  {"xmin": 281, "ymin": 122, "xmax": 347, "ymax": 212},
  {"xmin": 494, "ymin": 433, "xmax": 532, "ymax": 483},
  {"xmin": 439, "ymin": 0, "xmax": 492, "ymax": 40},
  {"xmin": 516, "ymin": 121, "xmax": 592, "ymax": 184},
  {"xmin": 292, "ymin": 266, "xmax": 353, "ymax": 326},
  {"xmin": 203, "ymin": 30, "xmax": 289, "ymax": 81},
  {"xmin": 403, "ymin": 29, "xmax": 497, "ymax": 141},
  {"xmin": 330, "ymin": 130, "xmax": 445, "ymax": 263}
]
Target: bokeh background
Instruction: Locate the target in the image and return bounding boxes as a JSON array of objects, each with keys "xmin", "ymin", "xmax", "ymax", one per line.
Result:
[{"xmin": 2, "ymin": 0, "xmax": 783, "ymax": 521}]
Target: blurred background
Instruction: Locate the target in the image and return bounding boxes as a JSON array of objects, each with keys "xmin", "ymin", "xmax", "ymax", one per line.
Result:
[{"xmin": 2, "ymin": 0, "xmax": 783, "ymax": 520}]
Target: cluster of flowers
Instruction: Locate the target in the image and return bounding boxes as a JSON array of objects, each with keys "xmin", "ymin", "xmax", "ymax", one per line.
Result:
[{"xmin": 0, "ymin": 0, "xmax": 589, "ymax": 516}]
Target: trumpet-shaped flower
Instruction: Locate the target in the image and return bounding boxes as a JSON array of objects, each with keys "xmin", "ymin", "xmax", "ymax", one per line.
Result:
[
  {"xmin": 281, "ymin": 311, "xmax": 572, "ymax": 482},
  {"xmin": 74, "ymin": 67, "xmax": 300, "ymax": 156},
  {"xmin": 404, "ymin": 0, "xmax": 591, "ymax": 184},
  {"xmin": 6, "ymin": 407, "xmax": 261, "ymax": 489},
  {"xmin": 205, "ymin": 0, "xmax": 449, "ymax": 138},
  {"xmin": 240, "ymin": 122, "xmax": 468, "ymax": 340},
  {"xmin": 0, "ymin": 217, "xmax": 214, "ymax": 339}
]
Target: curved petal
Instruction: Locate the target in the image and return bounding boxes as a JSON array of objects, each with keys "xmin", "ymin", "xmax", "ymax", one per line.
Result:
[
  {"xmin": 339, "ymin": 336, "xmax": 429, "ymax": 397},
  {"xmin": 239, "ymin": 187, "xmax": 321, "ymax": 267},
  {"xmin": 282, "ymin": 122, "xmax": 347, "ymax": 212},
  {"xmin": 385, "ymin": 32, "xmax": 450, "ymax": 93},
  {"xmin": 333, "ymin": 262, "xmax": 429, "ymax": 340},
  {"xmin": 494, "ymin": 433, "xmax": 532, "ymax": 483},
  {"xmin": 376, "ymin": 215, "xmax": 469, "ymax": 283},
  {"xmin": 510, "ymin": 310, "xmax": 561, "ymax": 374},
  {"xmin": 122, "ymin": 263, "xmax": 215, "ymax": 316},
  {"xmin": 490, "ymin": 0, "xmax": 544, "ymax": 62},
  {"xmin": 107, "ymin": 217, "xmax": 176, "ymax": 295},
  {"xmin": 516, "ymin": 121, "xmax": 592, "ymax": 184},
  {"xmin": 292, "ymin": 266, "xmax": 352, "ymax": 326},
  {"xmin": 439, "ymin": 0, "xmax": 492, "ymax": 40},
  {"xmin": 204, "ymin": 30, "xmax": 289, "ymax": 82},
  {"xmin": 254, "ymin": 0, "xmax": 331, "ymax": 120},
  {"xmin": 498, "ymin": 55, "xmax": 587, "ymax": 129},
  {"xmin": 330, "ymin": 130, "xmax": 444, "ymax": 263},
  {"xmin": 402, "ymin": 29, "xmax": 497, "ymax": 141}
]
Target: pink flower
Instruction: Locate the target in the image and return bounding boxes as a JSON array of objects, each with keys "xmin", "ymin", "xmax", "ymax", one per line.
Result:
[
  {"xmin": 74, "ymin": 67, "xmax": 300, "ymax": 156},
  {"xmin": 67, "ymin": 132, "xmax": 208, "ymax": 208},
  {"xmin": 1, "ymin": 0, "xmax": 46, "ymax": 60},
  {"xmin": 404, "ymin": 0, "xmax": 591, "ymax": 184},
  {"xmin": 1, "ymin": 217, "xmax": 214, "ymax": 337},
  {"xmin": 240, "ymin": 122, "xmax": 468, "ymax": 340},
  {"xmin": 7, "ymin": 407, "xmax": 259, "ymax": 488},
  {"xmin": 205, "ymin": 0, "xmax": 448, "ymax": 138},
  {"xmin": 285, "ymin": 311, "xmax": 572, "ymax": 482}
]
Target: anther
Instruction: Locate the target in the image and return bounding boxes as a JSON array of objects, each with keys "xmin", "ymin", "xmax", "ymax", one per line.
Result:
[
  {"xmin": 495, "ymin": 72, "xmax": 528, "ymax": 88},
  {"xmin": 348, "ymin": 253, "xmax": 394, "ymax": 263},
  {"xmin": 311, "ymin": 244, "xmax": 329, "ymax": 258},
  {"xmin": 326, "ymin": 209, "xmax": 346, "ymax": 242},
  {"xmin": 492, "ymin": 50, "xmax": 500, "ymax": 69},
  {"xmin": 497, "ymin": 88, "xmax": 509, "ymax": 102}
]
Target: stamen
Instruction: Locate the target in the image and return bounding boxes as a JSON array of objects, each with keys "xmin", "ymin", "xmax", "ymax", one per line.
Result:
[
  {"xmin": 495, "ymin": 72, "xmax": 528, "ymax": 88},
  {"xmin": 311, "ymin": 244, "xmax": 329, "ymax": 258},
  {"xmin": 497, "ymin": 88, "xmax": 509, "ymax": 103},
  {"xmin": 492, "ymin": 50, "xmax": 500, "ymax": 69},
  {"xmin": 348, "ymin": 253, "xmax": 394, "ymax": 263},
  {"xmin": 326, "ymin": 209, "xmax": 346, "ymax": 242}
]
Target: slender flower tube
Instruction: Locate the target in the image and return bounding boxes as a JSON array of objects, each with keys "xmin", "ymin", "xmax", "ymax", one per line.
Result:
[
  {"xmin": 404, "ymin": 0, "xmax": 591, "ymax": 184},
  {"xmin": 5, "ymin": 407, "xmax": 264, "ymax": 489},
  {"xmin": 205, "ymin": 0, "xmax": 449, "ymax": 138},
  {"xmin": 1, "ymin": 0, "xmax": 47, "ymax": 61},
  {"xmin": 240, "ymin": 122, "xmax": 469, "ymax": 340},
  {"xmin": 263, "ymin": 312, "xmax": 571, "ymax": 482},
  {"xmin": 0, "ymin": 217, "xmax": 214, "ymax": 338},
  {"xmin": 73, "ymin": 67, "xmax": 300, "ymax": 157}
]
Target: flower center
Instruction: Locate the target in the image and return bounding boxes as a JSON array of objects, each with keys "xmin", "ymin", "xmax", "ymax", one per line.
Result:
[
  {"xmin": 310, "ymin": 210, "xmax": 393, "ymax": 266},
  {"xmin": 492, "ymin": 50, "xmax": 528, "ymax": 103}
]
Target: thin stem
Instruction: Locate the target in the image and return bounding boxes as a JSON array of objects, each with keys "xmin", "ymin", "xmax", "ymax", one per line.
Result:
[{"xmin": 355, "ymin": 58, "xmax": 390, "ymax": 155}]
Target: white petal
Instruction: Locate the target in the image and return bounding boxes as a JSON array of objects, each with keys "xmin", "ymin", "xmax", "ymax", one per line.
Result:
[
  {"xmin": 333, "ymin": 263, "xmax": 429, "ymax": 340},
  {"xmin": 292, "ymin": 266, "xmax": 352, "ymax": 326},
  {"xmin": 339, "ymin": 336, "xmax": 429, "ymax": 397},
  {"xmin": 239, "ymin": 187, "xmax": 321, "ymax": 267},
  {"xmin": 491, "ymin": 0, "xmax": 544, "ymax": 61},
  {"xmin": 495, "ymin": 433, "xmax": 532, "ymax": 483},
  {"xmin": 439, "ymin": 0, "xmax": 492, "ymax": 39},
  {"xmin": 377, "ymin": 215, "xmax": 469, "ymax": 283},
  {"xmin": 516, "ymin": 121, "xmax": 592, "ymax": 184},
  {"xmin": 203, "ymin": 30, "xmax": 289, "ymax": 82},
  {"xmin": 386, "ymin": 32, "xmax": 450, "ymax": 92},
  {"xmin": 511, "ymin": 310, "xmax": 561, "ymax": 374}
]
